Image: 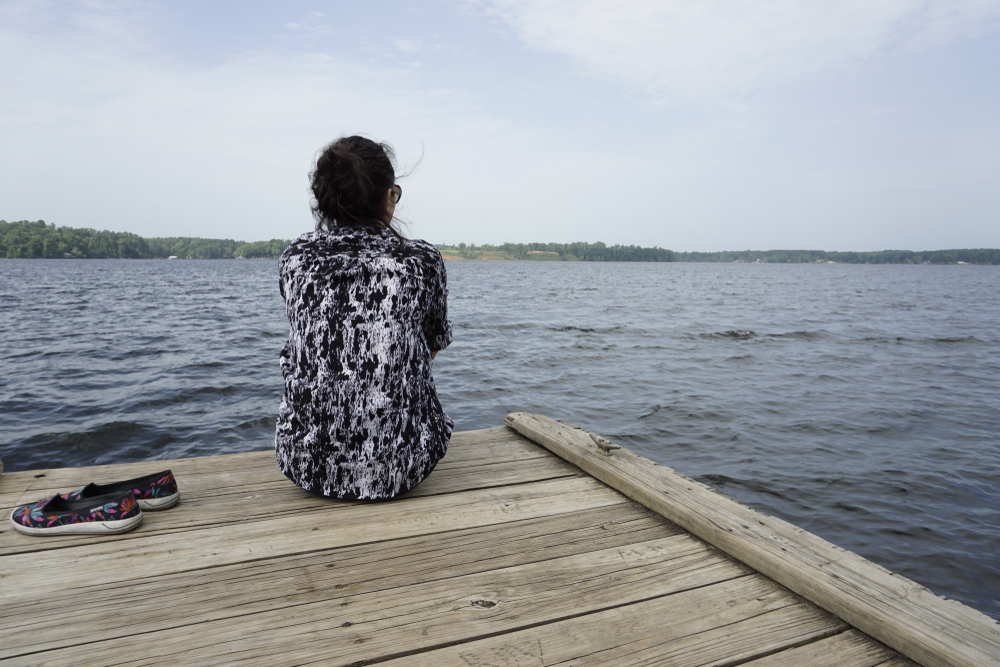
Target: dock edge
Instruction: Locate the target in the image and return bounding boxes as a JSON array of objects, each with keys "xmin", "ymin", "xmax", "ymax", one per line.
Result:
[{"xmin": 505, "ymin": 411, "xmax": 1000, "ymax": 667}]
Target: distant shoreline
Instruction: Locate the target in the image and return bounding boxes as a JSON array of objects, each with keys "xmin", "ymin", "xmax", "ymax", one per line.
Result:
[
  {"xmin": 437, "ymin": 245, "xmax": 999, "ymax": 265},
  {"xmin": 2, "ymin": 221, "xmax": 997, "ymax": 264}
]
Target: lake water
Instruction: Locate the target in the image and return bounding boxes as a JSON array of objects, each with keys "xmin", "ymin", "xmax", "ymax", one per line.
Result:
[{"xmin": 1, "ymin": 258, "xmax": 997, "ymax": 618}]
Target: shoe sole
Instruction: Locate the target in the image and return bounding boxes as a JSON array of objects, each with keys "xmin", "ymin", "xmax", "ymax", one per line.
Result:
[
  {"xmin": 9, "ymin": 511, "xmax": 144, "ymax": 536},
  {"xmin": 138, "ymin": 493, "xmax": 180, "ymax": 510}
]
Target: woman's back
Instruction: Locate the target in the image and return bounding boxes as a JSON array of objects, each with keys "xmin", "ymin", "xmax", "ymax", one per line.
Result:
[{"xmin": 275, "ymin": 137, "xmax": 453, "ymax": 500}]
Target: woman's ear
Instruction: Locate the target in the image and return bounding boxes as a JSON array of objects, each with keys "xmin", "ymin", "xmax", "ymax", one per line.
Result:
[{"xmin": 382, "ymin": 188, "xmax": 396, "ymax": 226}]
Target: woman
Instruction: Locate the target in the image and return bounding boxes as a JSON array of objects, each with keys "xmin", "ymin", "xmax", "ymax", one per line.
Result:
[{"xmin": 275, "ymin": 136, "xmax": 453, "ymax": 500}]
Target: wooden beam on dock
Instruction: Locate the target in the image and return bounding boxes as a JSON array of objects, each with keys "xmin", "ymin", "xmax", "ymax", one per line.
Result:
[{"xmin": 505, "ymin": 412, "xmax": 1000, "ymax": 667}]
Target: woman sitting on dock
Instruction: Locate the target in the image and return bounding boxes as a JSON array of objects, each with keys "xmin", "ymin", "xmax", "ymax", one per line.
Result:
[{"xmin": 274, "ymin": 136, "xmax": 453, "ymax": 500}]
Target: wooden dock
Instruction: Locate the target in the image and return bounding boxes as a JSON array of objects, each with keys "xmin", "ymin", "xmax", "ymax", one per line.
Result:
[{"xmin": 1, "ymin": 413, "xmax": 997, "ymax": 666}]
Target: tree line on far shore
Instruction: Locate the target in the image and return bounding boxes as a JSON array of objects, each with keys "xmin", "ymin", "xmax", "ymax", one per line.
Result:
[
  {"xmin": 437, "ymin": 242, "xmax": 675, "ymax": 262},
  {"xmin": 673, "ymin": 248, "xmax": 1000, "ymax": 265},
  {"xmin": 0, "ymin": 220, "xmax": 287, "ymax": 260},
  {"xmin": 2, "ymin": 220, "xmax": 997, "ymax": 264},
  {"xmin": 0, "ymin": 222, "xmax": 677, "ymax": 262},
  {"xmin": 435, "ymin": 243, "xmax": 999, "ymax": 264}
]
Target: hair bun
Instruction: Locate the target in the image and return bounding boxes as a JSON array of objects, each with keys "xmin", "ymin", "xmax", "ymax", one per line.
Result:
[{"xmin": 310, "ymin": 136, "xmax": 397, "ymax": 231}]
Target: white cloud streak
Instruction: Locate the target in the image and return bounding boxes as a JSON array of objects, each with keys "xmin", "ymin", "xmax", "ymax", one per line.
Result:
[{"xmin": 477, "ymin": 0, "xmax": 1000, "ymax": 97}]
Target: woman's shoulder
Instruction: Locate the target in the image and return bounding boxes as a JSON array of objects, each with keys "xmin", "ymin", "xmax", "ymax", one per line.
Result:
[
  {"xmin": 281, "ymin": 231, "xmax": 322, "ymax": 256},
  {"xmin": 280, "ymin": 229, "xmax": 443, "ymax": 269},
  {"xmin": 278, "ymin": 232, "xmax": 315, "ymax": 269},
  {"xmin": 401, "ymin": 237, "xmax": 445, "ymax": 265},
  {"xmin": 281, "ymin": 229, "xmax": 368, "ymax": 261}
]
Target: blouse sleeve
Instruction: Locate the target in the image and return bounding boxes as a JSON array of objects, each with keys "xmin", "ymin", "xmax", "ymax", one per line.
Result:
[{"xmin": 423, "ymin": 250, "xmax": 453, "ymax": 352}]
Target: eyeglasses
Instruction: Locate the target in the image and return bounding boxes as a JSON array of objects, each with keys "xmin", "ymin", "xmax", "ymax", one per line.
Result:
[{"xmin": 389, "ymin": 184, "xmax": 402, "ymax": 205}]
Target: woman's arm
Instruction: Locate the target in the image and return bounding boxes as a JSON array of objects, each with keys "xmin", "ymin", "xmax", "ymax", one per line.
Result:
[{"xmin": 423, "ymin": 250, "xmax": 453, "ymax": 356}]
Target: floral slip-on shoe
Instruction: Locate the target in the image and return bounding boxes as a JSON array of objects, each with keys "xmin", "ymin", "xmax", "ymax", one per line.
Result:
[
  {"xmin": 10, "ymin": 491, "xmax": 142, "ymax": 536},
  {"xmin": 62, "ymin": 470, "xmax": 180, "ymax": 510}
]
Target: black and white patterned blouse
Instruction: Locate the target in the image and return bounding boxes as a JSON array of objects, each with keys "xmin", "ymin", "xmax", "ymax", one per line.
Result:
[{"xmin": 275, "ymin": 226, "xmax": 453, "ymax": 499}]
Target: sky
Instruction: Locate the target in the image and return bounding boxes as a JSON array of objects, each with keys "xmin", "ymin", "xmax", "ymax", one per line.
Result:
[{"xmin": 1, "ymin": 0, "xmax": 999, "ymax": 251}]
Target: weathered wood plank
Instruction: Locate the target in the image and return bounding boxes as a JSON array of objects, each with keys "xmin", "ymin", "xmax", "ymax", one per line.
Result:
[
  {"xmin": 0, "ymin": 475, "xmax": 626, "ymax": 601},
  {"xmin": 0, "ymin": 427, "xmax": 519, "ymax": 507},
  {"xmin": 0, "ymin": 427, "xmax": 522, "ymax": 484},
  {"xmin": 505, "ymin": 412, "xmax": 1000, "ymax": 667},
  {"xmin": 0, "ymin": 429, "xmax": 566, "ymax": 556},
  {"xmin": 352, "ymin": 578, "xmax": 847, "ymax": 667},
  {"xmin": 0, "ymin": 504, "xmax": 680, "ymax": 657},
  {"xmin": 0, "ymin": 426, "xmax": 535, "ymax": 504},
  {"xmin": 0, "ymin": 428, "xmax": 537, "ymax": 509},
  {"xmin": 0, "ymin": 456, "xmax": 579, "ymax": 556},
  {"xmin": 7, "ymin": 541, "xmax": 759, "ymax": 666},
  {"xmin": 1, "ymin": 450, "xmax": 274, "ymax": 495},
  {"xmin": 738, "ymin": 629, "xmax": 902, "ymax": 667},
  {"xmin": 0, "ymin": 477, "xmax": 33, "ymax": 509}
]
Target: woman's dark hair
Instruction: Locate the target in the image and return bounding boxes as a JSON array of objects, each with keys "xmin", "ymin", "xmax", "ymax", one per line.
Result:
[{"xmin": 310, "ymin": 136, "xmax": 401, "ymax": 234}]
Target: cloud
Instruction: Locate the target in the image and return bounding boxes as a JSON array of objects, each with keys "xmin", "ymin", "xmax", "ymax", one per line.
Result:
[
  {"xmin": 394, "ymin": 38, "xmax": 425, "ymax": 52},
  {"xmin": 0, "ymin": 1, "xmax": 588, "ymax": 242},
  {"xmin": 285, "ymin": 11, "xmax": 331, "ymax": 34},
  {"xmin": 393, "ymin": 37, "xmax": 462, "ymax": 54},
  {"xmin": 474, "ymin": 0, "xmax": 1000, "ymax": 97}
]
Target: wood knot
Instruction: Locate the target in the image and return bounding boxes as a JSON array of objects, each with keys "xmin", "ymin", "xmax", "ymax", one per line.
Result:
[{"xmin": 471, "ymin": 599, "xmax": 497, "ymax": 608}]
